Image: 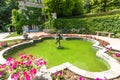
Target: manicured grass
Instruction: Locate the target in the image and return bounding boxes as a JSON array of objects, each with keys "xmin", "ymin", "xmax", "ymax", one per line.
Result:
[
  {"xmin": 8, "ymin": 39, "xmax": 109, "ymax": 72},
  {"xmin": 6, "ymin": 32, "xmax": 21, "ymax": 38}
]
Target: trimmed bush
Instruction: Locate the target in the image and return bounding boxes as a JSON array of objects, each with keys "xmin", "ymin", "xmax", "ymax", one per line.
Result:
[{"xmin": 44, "ymin": 14, "xmax": 120, "ymax": 37}]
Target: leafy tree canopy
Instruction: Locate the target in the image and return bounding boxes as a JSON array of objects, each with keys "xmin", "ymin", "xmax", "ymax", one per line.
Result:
[
  {"xmin": 42, "ymin": 0, "xmax": 84, "ymax": 18},
  {"xmin": 0, "ymin": 0, "xmax": 18, "ymax": 29}
]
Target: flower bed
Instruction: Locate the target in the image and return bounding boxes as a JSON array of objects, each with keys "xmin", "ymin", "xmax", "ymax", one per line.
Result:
[
  {"xmin": 0, "ymin": 54, "xmax": 46, "ymax": 80},
  {"xmin": 79, "ymin": 35, "xmax": 109, "ymax": 47},
  {"xmin": 51, "ymin": 69, "xmax": 113, "ymax": 80},
  {"xmin": 106, "ymin": 47, "xmax": 120, "ymax": 63},
  {"xmin": 0, "ymin": 34, "xmax": 120, "ymax": 80},
  {"xmin": 52, "ymin": 69, "xmax": 88, "ymax": 80},
  {"xmin": 0, "ymin": 41, "xmax": 8, "ymax": 50},
  {"xmin": 0, "ymin": 39, "xmax": 31, "ymax": 51}
]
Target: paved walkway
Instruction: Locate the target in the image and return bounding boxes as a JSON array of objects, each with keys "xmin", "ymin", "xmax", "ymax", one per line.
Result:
[
  {"xmin": 0, "ymin": 32, "xmax": 120, "ymax": 51},
  {"xmin": 0, "ymin": 32, "xmax": 49, "ymax": 41},
  {"xmin": 92, "ymin": 35, "xmax": 120, "ymax": 51},
  {"xmin": 0, "ymin": 32, "xmax": 120, "ymax": 79},
  {"xmin": 0, "ymin": 32, "xmax": 10, "ymax": 40}
]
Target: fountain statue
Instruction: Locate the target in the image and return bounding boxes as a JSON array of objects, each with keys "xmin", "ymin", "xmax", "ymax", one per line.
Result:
[{"xmin": 56, "ymin": 32, "xmax": 62, "ymax": 48}]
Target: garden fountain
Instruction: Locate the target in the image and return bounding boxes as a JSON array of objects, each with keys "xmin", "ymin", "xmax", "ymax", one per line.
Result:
[{"xmin": 56, "ymin": 33, "xmax": 63, "ymax": 48}]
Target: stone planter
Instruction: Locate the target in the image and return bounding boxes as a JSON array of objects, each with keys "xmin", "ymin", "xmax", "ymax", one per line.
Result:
[{"xmin": 23, "ymin": 34, "xmax": 28, "ymax": 40}]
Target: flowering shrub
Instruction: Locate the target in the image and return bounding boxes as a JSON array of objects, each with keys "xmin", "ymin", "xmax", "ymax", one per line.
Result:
[
  {"xmin": 106, "ymin": 47, "xmax": 113, "ymax": 54},
  {"xmin": 100, "ymin": 40, "xmax": 109, "ymax": 47},
  {"xmin": 52, "ymin": 70, "xmax": 64, "ymax": 80},
  {"xmin": 116, "ymin": 53, "xmax": 120, "ymax": 57},
  {"xmin": 0, "ymin": 41, "xmax": 8, "ymax": 49},
  {"xmin": 0, "ymin": 54, "xmax": 46, "ymax": 80},
  {"xmin": 52, "ymin": 69, "xmax": 108, "ymax": 80}
]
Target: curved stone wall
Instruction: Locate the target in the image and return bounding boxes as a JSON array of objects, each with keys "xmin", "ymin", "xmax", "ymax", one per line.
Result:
[{"xmin": 0, "ymin": 36, "xmax": 120, "ymax": 79}]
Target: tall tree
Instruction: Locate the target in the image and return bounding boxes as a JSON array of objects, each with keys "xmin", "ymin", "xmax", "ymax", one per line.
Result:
[
  {"xmin": 23, "ymin": 7, "xmax": 44, "ymax": 28},
  {"xmin": 0, "ymin": 0, "xmax": 18, "ymax": 30},
  {"xmin": 0, "ymin": 0, "xmax": 8, "ymax": 27},
  {"xmin": 42, "ymin": 0, "xmax": 84, "ymax": 18},
  {"xmin": 12, "ymin": 7, "xmax": 44, "ymax": 34},
  {"xmin": 72, "ymin": 0, "xmax": 84, "ymax": 15},
  {"xmin": 12, "ymin": 9, "xmax": 25, "ymax": 34},
  {"xmin": 84, "ymin": 0, "xmax": 91, "ymax": 13}
]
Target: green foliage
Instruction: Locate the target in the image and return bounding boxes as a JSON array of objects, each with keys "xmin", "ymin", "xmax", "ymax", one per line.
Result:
[
  {"xmin": 42, "ymin": 0, "xmax": 84, "ymax": 17},
  {"xmin": 5, "ymin": 24, "xmax": 14, "ymax": 28},
  {"xmin": 90, "ymin": 0, "xmax": 108, "ymax": 12},
  {"xmin": 12, "ymin": 7, "xmax": 44, "ymax": 34},
  {"xmin": 12, "ymin": 9, "xmax": 26, "ymax": 34},
  {"xmin": 23, "ymin": 7, "xmax": 44, "ymax": 26},
  {"xmin": 90, "ymin": 0, "xmax": 120, "ymax": 13},
  {"xmin": 85, "ymin": 9, "xmax": 120, "ymax": 18},
  {"xmin": 0, "ymin": 0, "xmax": 18, "ymax": 28},
  {"xmin": 44, "ymin": 14, "xmax": 120, "ymax": 37},
  {"xmin": 6, "ymin": 32, "xmax": 21, "ymax": 38},
  {"xmin": 72, "ymin": 0, "xmax": 84, "ymax": 15}
]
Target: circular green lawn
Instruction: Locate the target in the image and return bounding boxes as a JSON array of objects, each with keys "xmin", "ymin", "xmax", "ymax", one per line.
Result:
[{"xmin": 8, "ymin": 39, "xmax": 109, "ymax": 72}]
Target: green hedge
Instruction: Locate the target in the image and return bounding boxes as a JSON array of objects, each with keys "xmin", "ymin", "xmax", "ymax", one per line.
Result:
[
  {"xmin": 84, "ymin": 9, "xmax": 120, "ymax": 18},
  {"xmin": 44, "ymin": 14, "xmax": 120, "ymax": 37}
]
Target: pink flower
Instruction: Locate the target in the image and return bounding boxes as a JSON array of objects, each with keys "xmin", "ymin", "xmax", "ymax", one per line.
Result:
[
  {"xmin": 11, "ymin": 73, "xmax": 15, "ymax": 79},
  {"xmin": 104, "ymin": 76, "xmax": 108, "ymax": 80},
  {"xmin": 116, "ymin": 53, "xmax": 120, "ymax": 57},
  {"xmin": 59, "ymin": 71, "xmax": 62, "ymax": 76},
  {"xmin": 23, "ymin": 55, "xmax": 27, "ymax": 58},
  {"xmin": 0, "ymin": 44, "xmax": 2, "ymax": 47},
  {"xmin": 30, "ymin": 69, "xmax": 33, "ymax": 75},
  {"xmin": 96, "ymin": 78, "xmax": 102, "ymax": 80},
  {"xmin": 23, "ymin": 71, "xmax": 28, "ymax": 76},
  {"xmin": 0, "ymin": 54, "xmax": 46, "ymax": 80},
  {"xmin": 11, "ymin": 73, "xmax": 20, "ymax": 80},
  {"xmin": 79, "ymin": 76, "xmax": 84, "ymax": 80},
  {"xmin": 0, "ymin": 72, "xmax": 3, "ymax": 77},
  {"xmin": 23, "ymin": 72, "xmax": 30, "ymax": 80},
  {"xmin": 33, "ymin": 68, "xmax": 37, "ymax": 75},
  {"xmin": 26, "ymin": 60, "xmax": 32, "ymax": 66},
  {"xmin": 16, "ymin": 61, "xmax": 21, "ymax": 65},
  {"xmin": 43, "ymin": 61, "xmax": 47, "ymax": 65},
  {"xmin": 30, "ymin": 68, "xmax": 37, "ymax": 76},
  {"xmin": 25, "ymin": 74, "xmax": 30, "ymax": 80},
  {"xmin": 1, "ymin": 63, "xmax": 6, "ymax": 68},
  {"xmin": 6, "ymin": 57, "xmax": 13, "ymax": 63},
  {"xmin": 54, "ymin": 72, "xmax": 58, "ymax": 77},
  {"xmin": 11, "ymin": 73, "xmax": 19, "ymax": 80},
  {"xmin": 29, "ymin": 54, "xmax": 33, "ymax": 59},
  {"xmin": 19, "ymin": 54, "xmax": 27, "ymax": 59},
  {"xmin": 19, "ymin": 54, "xmax": 23, "ymax": 59}
]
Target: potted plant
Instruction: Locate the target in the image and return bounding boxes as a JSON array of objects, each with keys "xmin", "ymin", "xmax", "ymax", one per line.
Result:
[{"xmin": 23, "ymin": 31, "xmax": 28, "ymax": 40}]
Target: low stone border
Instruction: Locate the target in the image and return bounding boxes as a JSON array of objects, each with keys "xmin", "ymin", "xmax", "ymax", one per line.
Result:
[
  {"xmin": 48, "ymin": 38, "xmax": 120, "ymax": 79},
  {"xmin": 0, "ymin": 36, "xmax": 120, "ymax": 79}
]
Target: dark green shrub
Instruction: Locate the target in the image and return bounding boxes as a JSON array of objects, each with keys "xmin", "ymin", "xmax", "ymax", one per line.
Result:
[{"xmin": 44, "ymin": 14, "xmax": 120, "ymax": 36}]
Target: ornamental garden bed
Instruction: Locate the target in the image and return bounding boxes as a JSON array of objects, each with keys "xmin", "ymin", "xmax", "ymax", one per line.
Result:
[
  {"xmin": 52, "ymin": 69, "xmax": 89, "ymax": 80},
  {"xmin": 106, "ymin": 47, "xmax": 120, "ymax": 63},
  {"xmin": 1, "ymin": 34, "xmax": 120, "ymax": 80},
  {"xmin": 0, "ymin": 39, "xmax": 30, "ymax": 51},
  {"xmin": 51, "ymin": 68, "xmax": 120, "ymax": 80}
]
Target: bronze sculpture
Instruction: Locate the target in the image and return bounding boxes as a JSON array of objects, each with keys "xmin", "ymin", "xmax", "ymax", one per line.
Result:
[{"xmin": 56, "ymin": 33, "xmax": 62, "ymax": 48}]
